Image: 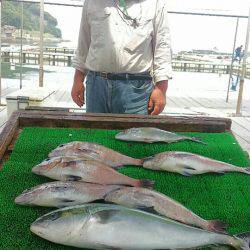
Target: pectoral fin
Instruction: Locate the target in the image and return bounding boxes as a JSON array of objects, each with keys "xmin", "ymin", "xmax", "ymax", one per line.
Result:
[
  {"xmin": 181, "ymin": 165, "xmax": 196, "ymax": 177},
  {"xmin": 65, "ymin": 175, "xmax": 82, "ymax": 181},
  {"xmin": 135, "ymin": 205, "xmax": 160, "ymax": 216}
]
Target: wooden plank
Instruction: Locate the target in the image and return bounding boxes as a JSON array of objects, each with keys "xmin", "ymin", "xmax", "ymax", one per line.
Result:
[
  {"xmin": 23, "ymin": 107, "xmax": 232, "ymax": 130},
  {"xmin": 26, "ymin": 106, "xmax": 70, "ymax": 112},
  {"xmin": 7, "ymin": 129, "xmax": 23, "ymax": 151},
  {"xmin": 232, "ymin": 117, "xmax": 250, "ymax": 132},
  {"xmin": 18, "ymin": 110, "xmax": 230, "ymax": 132},
  {"xmin": 0, "ymin": 111, "xmax": 19, "ymax": 162},
  {"xmin": 231, "ymin": 121, "xmax": 250, "ymax": 143}
]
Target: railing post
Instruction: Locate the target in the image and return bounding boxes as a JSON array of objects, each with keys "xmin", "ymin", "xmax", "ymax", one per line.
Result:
[
  {"xmin": 0, "ymin": 0, "xmax": 2, "ymax": 106},
  {"xmin": 236, "ymin": 8, "xmax": 250, "ymax": 116},
  {"xmin": 226, "ymin": 18, "xmax": 239, "ymax": 102},
  {"xmin": 39, "ymin": 0, "xmax": 44, "ymax": 87}
]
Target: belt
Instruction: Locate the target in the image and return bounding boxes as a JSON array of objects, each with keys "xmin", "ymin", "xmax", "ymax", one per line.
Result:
[{"xmin": 91, "ymin": 71, "xmax": 152, "ymax": 81}]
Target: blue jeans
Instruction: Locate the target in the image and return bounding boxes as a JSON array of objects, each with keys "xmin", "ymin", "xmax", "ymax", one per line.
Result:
[{"xmin": 85, "ymin": 71, "xmax": 153, "ymax": 114}]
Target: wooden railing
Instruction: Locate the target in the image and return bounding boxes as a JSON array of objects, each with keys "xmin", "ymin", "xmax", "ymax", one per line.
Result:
[{"xmin": 1, "ymin": 50, "xmax": 250, "ymax": 78}]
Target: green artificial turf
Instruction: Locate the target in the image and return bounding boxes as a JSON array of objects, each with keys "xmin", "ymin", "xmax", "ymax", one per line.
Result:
[{"xmin": 0, "ymin": 127, "xmax": 249, "ymax": 250}]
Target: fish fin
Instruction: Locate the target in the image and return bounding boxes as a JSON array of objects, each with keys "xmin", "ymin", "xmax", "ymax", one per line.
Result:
[
  {"xmin": 142, "ymin": 155, "xmax": 155, "ymax": 164},
  {"xmin": 183, "ymin": 166, "xmax": 196, "ymax": 171},
  {"xmin": 182, "ymin": 171, "xmax": 192, "ymax": 177},
  {"xmin": 94, "ymin": 209, "xmax": 120, "ymax": 224},
  {"xmin": 216, "ymin": 172, "xmax": 226, "ymax": 175},
  {"xmin": 189, "ymin": 137, "xmax": 207, "ymax": 145},
  {"xmin": 60, "ymin": 198, "xmax": 75, "ymax": 203},
  {"xmin": 139, "ymin": 179, "xmax": 155, "ymax": 188},
  {"xmin": 57, "ymin": 199, "xmax": 76, "ymax": 208},
  {"xmin": 65, "ymin": 175, "xmax": 82, "ymax": 181},
  {"xmin": 234, "ymin": 232, "xmax": 250, "ymax": 250},
  {"xmin": 207, "ymin": 220, "xmax": 229, "ymax": 233},
  {"xmin": 135, "ymin": 205, "xmax": 160, "ymax": 216},
  {"xmin": 242, "ymin": 168, "xmax": 250, "ymax": 175},
  {"xmin": 112, "ymin": 165, "xmax": 125, "ymax": 170},
  {"xmin": 181, "ymin": 165, "xmax": 196, "ymax": 177}
]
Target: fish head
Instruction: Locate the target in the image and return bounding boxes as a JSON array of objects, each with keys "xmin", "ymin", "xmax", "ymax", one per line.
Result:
[
  {"xmin": 15, "ymin": 185, "xmax": 45, "ymax": 205},
  {"xmin": 32, "ymin": 157, "xmax": 62, "ymax": 175},
  {"xmin": 30, "ymin": 206, "xmax": 89, "ymax": 242}
]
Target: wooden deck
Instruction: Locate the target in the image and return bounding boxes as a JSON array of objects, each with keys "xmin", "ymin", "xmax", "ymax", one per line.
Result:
[{"xmin": 0, "ymin": 80, "xmax": 249, "ymax": 156}]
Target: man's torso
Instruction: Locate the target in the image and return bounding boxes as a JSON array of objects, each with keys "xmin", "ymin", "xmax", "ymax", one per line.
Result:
[{"xmin": 85, "ymin": 0, "xmax": 158, "ymax": 74}]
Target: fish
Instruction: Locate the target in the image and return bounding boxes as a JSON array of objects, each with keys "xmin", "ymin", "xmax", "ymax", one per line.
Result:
[
  {"xmin": 30, "ymin": 203, "xmax": 250, "ymax": 250},
  {"xmin": 32, "ymin": 157, "xmax": 154, "ymax": 188},
  {"xmin": 15, "ymin": 181, "xmax": 122, "ymax": 208},
  {"xmin": 48, "ymin": 141, "xmax": 142, "ymax": 168},
  {"xmin": 105, "ymin": 187, "xmax": 227, "ymax": 233},
  {"xmin": 115, "ymin": 127, "xmax": 206, "ymax": 144},
  {"xmin": 143, "ymin": 151, "xmax": 250, "ymax": 176}
]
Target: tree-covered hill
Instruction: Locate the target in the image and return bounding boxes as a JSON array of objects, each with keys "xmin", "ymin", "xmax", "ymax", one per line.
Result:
[{"xmin": 2, "ymin": 2, "xmax": 62, "ymax": 38}]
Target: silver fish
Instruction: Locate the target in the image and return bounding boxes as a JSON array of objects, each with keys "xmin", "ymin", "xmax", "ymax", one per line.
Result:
[
  {"xmin": 143, "ymin": 151, "xmax": 250, "ymax": 176},
  {"xmin": 15, "ymin": 181, "xmax": 122, "ymax": 208},
  {"xmin": 116, "ymin": 127, "xmax": 206, "ymax": 144},
  {"xmin": 105, "ymin": 187, "xmax": 227, "ymax": 233},
  {"xmin": 30, "ymin": 204, "xmax": 250, "ymax": 250},
  {"xmin": 32, "ymin": 157, "xmax": 154, "ymax": 188},
  {"xmin": 48, "ymin": 142, "xmax": 142, "ymax": 168}
]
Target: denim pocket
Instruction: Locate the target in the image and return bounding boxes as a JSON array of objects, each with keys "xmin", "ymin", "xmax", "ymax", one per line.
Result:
[
  {"xmin": 130, "ymin": 79, "xmax": 152, "ymax": 90},
  {"xmin": 85, "ymin": 72, "xmax": 94, "ymax": 85}
]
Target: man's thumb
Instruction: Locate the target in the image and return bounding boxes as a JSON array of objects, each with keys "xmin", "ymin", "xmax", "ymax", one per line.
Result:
[{"xmin": 148, "ymin": 97, "xmax": 153, "ymax": 110}]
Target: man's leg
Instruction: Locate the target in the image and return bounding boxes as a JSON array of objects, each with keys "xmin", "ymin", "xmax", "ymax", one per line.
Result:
[
  {"xmin": 85, "ymin": 72, "xmax": 110, "ymax": 113},
  {"xmin": 111, "ymin": 79, "xmax": 153, "ymax": 115}
]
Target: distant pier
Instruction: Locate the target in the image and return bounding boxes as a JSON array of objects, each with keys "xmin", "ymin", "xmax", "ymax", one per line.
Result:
[
  {"xmin": 172, "ymin": 61, "xmax": 250, "ymax": 78},
  {"xmin": 1, "ymin": 47, "xmax": 74, "ymax": 67},
  {"xmin": 1, "ymin": 48, "xmax": 249, "ymax": 77}
]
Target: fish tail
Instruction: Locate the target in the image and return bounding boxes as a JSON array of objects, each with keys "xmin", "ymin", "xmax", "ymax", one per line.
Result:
[
  {"xmin": 112, "ymin": 165, "xmax": 125, "ymax": 170},
  {"xmin": 189, "ymin": 137, "xmax": 207, "ymax": 145},
  {"xmin": 207, "ymin": 220, "xmax": 228, "ymax": 233},
  {"xmin": 142, "ymin": 156, "xmax": 154, "ymax": 165},
  {"xmin": 241, "ymin": 167, "xmax": 250, "ymax": 175},
  {"xmin": 234, "ymin": 232, "xmax": 250, "ymax": 250},
  {"xmin": 136, "ymin": 179, "xmax": 155, "ymax": 188}
]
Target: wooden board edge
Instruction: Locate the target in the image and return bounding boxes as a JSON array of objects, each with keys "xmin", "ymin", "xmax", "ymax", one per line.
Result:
[
  {"xmin": 24, "ymin": 107, "xmax": 232, "ymax": 130},
  {"xmin": 0, "ymin": 111, "xmax": 20, "ymax": 161},
  {"xmin": 19, "ymin": 110, "xmax": 229, "ymax": 133}
]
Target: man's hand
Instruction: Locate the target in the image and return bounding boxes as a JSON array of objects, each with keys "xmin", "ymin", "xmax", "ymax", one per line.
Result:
[
  {"xmin": 71, "ymin": 70, "xmax": 85, "ymax": 107},
  {"xmin": 148, "ymin": 80, "xmax": 168, "ymax": 115}
]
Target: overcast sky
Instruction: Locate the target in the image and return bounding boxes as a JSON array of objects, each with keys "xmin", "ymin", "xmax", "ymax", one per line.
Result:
[{"xmin": 45, "ymin": 0, "xmax": 250, "ymax": 52}]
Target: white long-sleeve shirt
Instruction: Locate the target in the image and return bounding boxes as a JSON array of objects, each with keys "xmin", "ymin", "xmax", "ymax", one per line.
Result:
[{"xmin": 73, "ymin": 0, "xmax": 172, "ymax": 83}]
